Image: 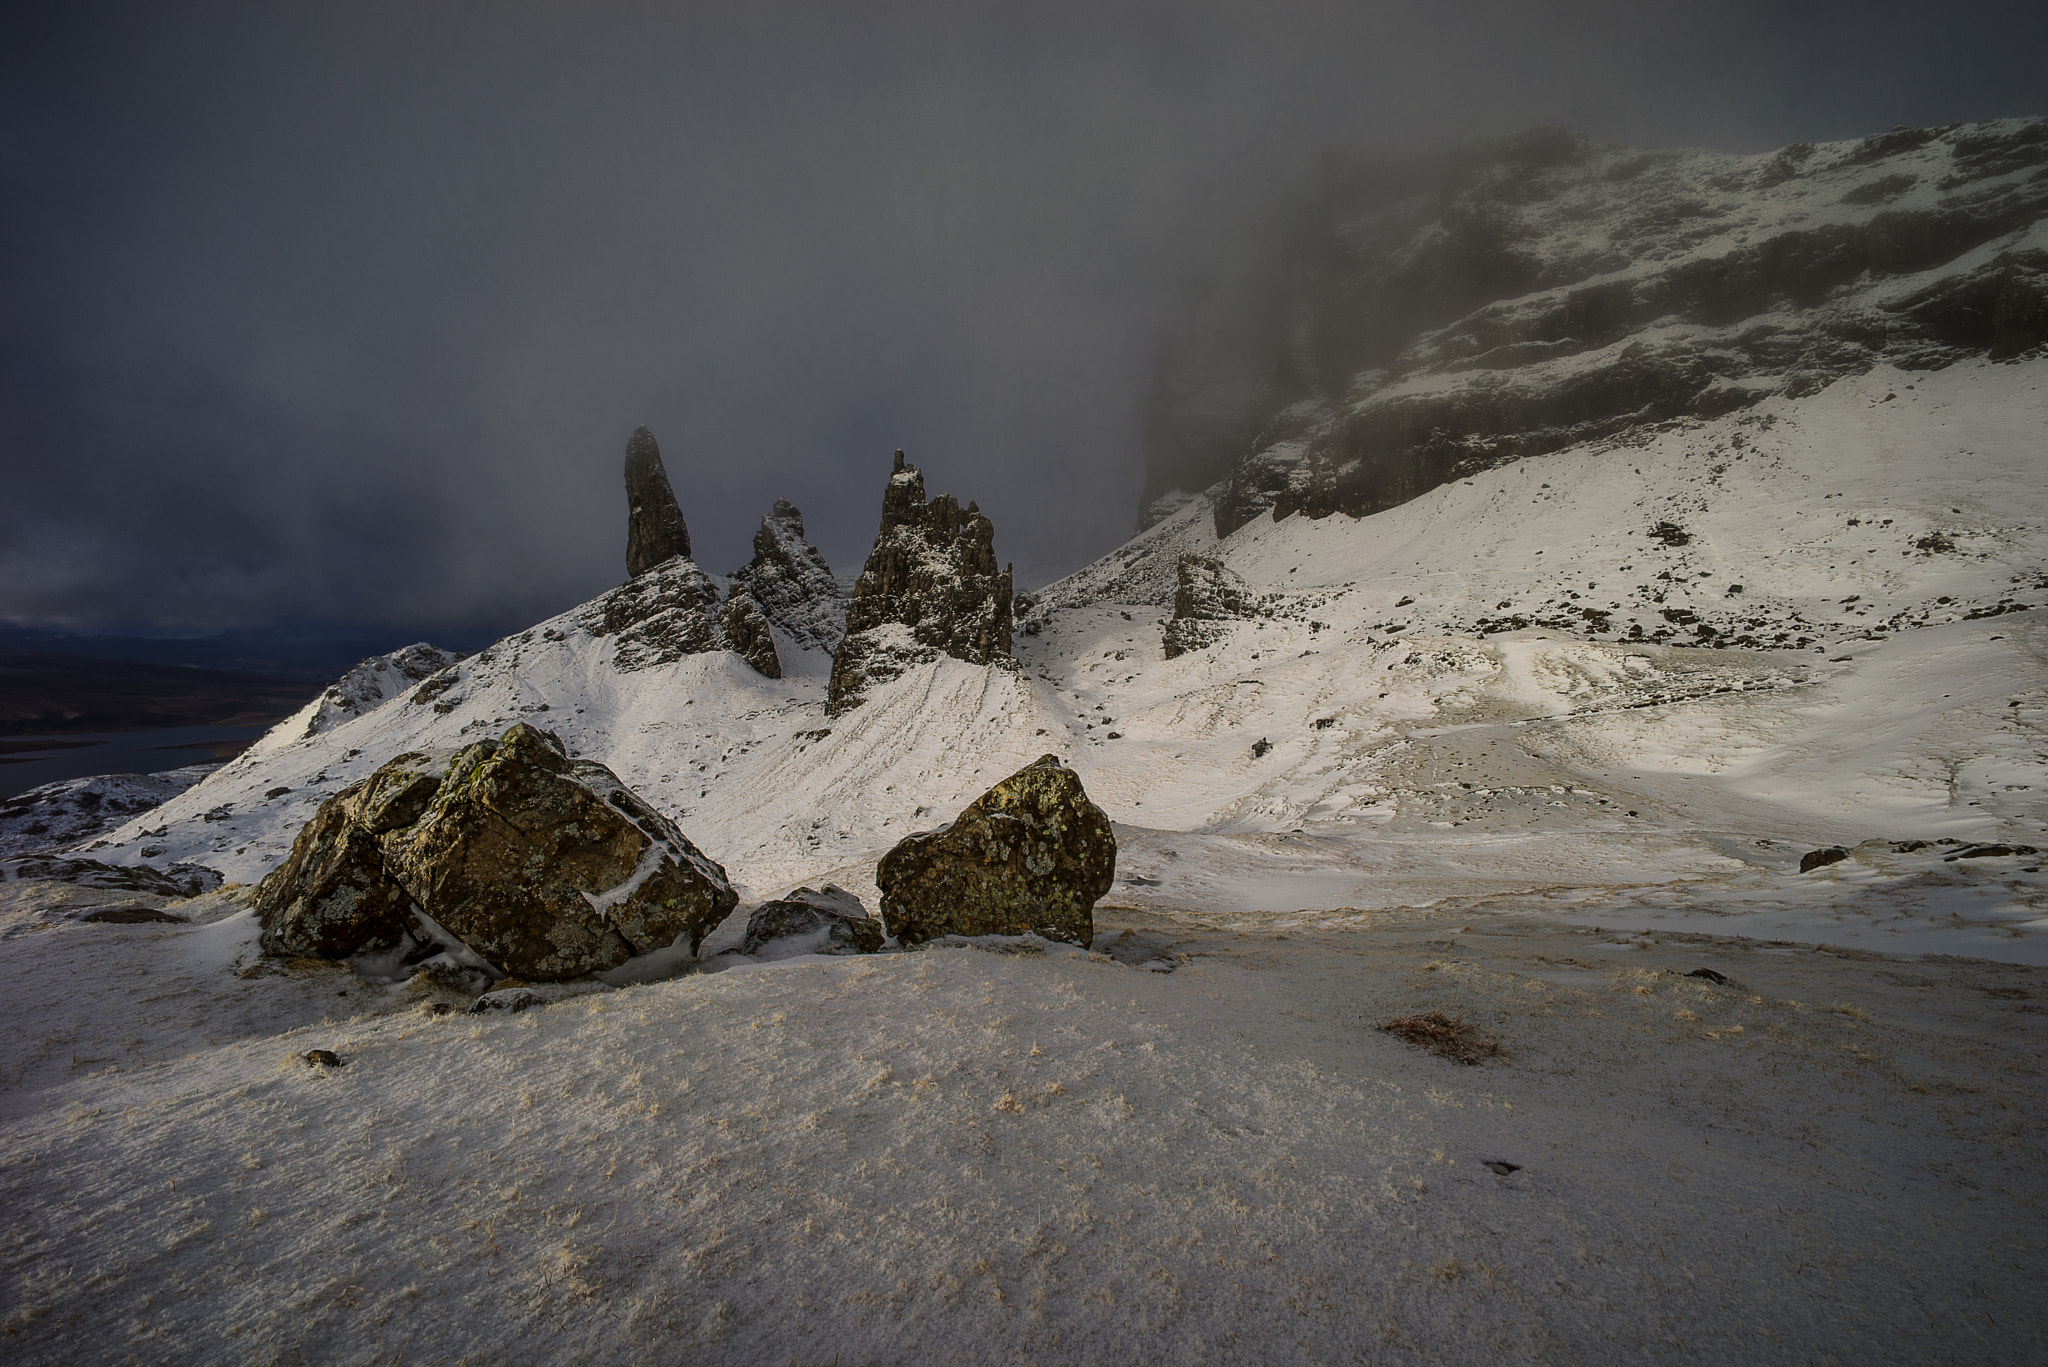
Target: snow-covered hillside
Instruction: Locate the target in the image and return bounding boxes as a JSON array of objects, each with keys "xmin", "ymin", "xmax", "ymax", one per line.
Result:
[
  {"xmin": 72, "ymin": 355, "xmax": 2047, "ymax": 963},
  {"xmin": 8, "ymin": 131, "xmax": 2048, "ymax": 1366},
  {"xmin": 243, "ymin": 643, "xmax": 459, "ymax": 759},
  {"xmin": 1142, "ymin": 118, "xmax": 2048, "ymax": 534}
]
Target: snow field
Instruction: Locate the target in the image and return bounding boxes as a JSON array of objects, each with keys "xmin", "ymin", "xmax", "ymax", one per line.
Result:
[{"xmin": 3, "ymin": 903, "xmax": 2043, "ymax": 1365}]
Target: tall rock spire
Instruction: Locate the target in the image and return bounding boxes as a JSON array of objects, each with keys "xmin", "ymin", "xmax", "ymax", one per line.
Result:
[
  {"xmin": 623, "ymin": 426, "xmax": 692, "ymax": 579},
  {"xmin": 827, "ymin": 450, "xmax": 1013, "ymax": 714}
]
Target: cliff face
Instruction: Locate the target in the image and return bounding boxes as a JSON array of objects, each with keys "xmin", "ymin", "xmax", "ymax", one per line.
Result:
[
  {"xmin": 1138, "ymin": 118, "xmax": 2048, "ymax": 537},
  {"xmin": 827, "ymin": 451, "xmax": 1013, "ymax": 714}
]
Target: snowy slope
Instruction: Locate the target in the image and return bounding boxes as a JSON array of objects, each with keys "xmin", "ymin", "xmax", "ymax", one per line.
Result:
[
  {"xmin": 74, "ymin": 355, "xmax": 2047, "ymax": 963},
  {"xmin": 243, "ymin": 642, "xmax": 459, "ymax": 760}
]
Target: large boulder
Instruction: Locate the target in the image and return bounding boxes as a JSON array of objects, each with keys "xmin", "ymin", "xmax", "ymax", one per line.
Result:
[
  {"xmin": 828, "ymin": 451, "xmax": 1014, "ymax": 714},
  {"xmin": 253, "ymin": 791, "xmax": 414, "ymax": 958},
  {"xmin": 624, "ymin": 425, "xmax": 693, "ymax": 578},
  {"xmin": 254, "ymin": 724, "xmax": 737, "ymax": 980},
  {"xmin": 876, "ymin": 754, "xmax": 1115, "ymax": 947},
  {"xmin": 739, "ymin": 884, "xmax": 885, "ymax": 958}
]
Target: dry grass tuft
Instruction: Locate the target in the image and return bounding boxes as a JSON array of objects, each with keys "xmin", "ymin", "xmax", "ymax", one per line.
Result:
[{"xmin": 1378, "ymin": 1010, "xmax": 1506, "ymax": 1066}]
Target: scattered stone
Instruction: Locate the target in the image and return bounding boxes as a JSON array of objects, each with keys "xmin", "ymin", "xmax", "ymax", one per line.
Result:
[
  {"xmin": 1251, "ymin": 738, "xmax": 1273, "ymax": 759},
  {"xmin": 1378, "ymin": 1010, "xmax": 1506, "ymax": 1066},
  {"xmin": 1649, "ymin": 522, "xmax": 1693, "ymax": 548},
  {"xmin": 1799, "ymin": 847, "xmax": 1850, "ymax": 873},
  {"xmin": 739, "ymin": 884, "xmax": 885, "ymax": 958},
  {"xmin": 1482, "ymin": 1161, "xmax": 1522, "ymax": 1176},
  {"xmin": 469, "ymin": 987, "xmax": 550, "ymax": 1014},
  {"xmin": 828, "ymin": 451, "xmax": 1013, "ymax": 714},
  {"xmin": 1944, "ymin": 843, "xmax": 2039, "ymax": 861},
  {"xmin": 876, "ymin": 754, "xmax": 1116, "ymax": 947},
  {"xmin": 302, "ymin": 1049, "xmax": 344, "ymax": 1068},
  {"xmin": 624, "ymin": 425, "xmax": 692, "ymax": 577},
  {"xmin": 1, "ymin": 855, "xmax": 221, "ymax": 898},
  {"xmin": 78, "ymin": 906, "xmax": 187, "ymax": 924}
]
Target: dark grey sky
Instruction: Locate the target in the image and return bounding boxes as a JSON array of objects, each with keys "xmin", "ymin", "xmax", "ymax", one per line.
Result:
[{"xmin": 3, "ymin": 1, "xmax": 2041, "ymax": 641}]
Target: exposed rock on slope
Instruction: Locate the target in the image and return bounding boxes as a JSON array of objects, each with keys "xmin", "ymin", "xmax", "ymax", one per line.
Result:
[
  {"xmin": 729, "ymin": 499, "xmax": 849, "ymax": 653},
  {"xmin": 624, "ymin": 425, "xmax": 693, "ymax": 577},
  {"xmin": 828, "ymin": 451, "xmax": 1014, "ymax": 714},
  {"xmin": 1139, "ymin": 118, "xmax": 2048, "ymax": 536},
  {"xmin": 1162, "ymin": 554, "xmax": 1274, "ymax": 659},
  {"xmin": 256, "ymin": 723, "xmax": 737, "ymax": 979},
  {"xmin": 876, "ymin": 754, "xmax": 1115, "ymax": 946},
  {"xmin": 0, "ymin": 765, "xmax": 217, "ymax": 857},
  {"xmin": 717, "ymin": 588, "xmax": 782, "ymax": 679},
  {"xmin": 577, "ymin": 558, "xmax": 738, "ymax": 671},
  {"xmin": 261, "ymin": 643, "xmax": 461, "ymax": 748}
]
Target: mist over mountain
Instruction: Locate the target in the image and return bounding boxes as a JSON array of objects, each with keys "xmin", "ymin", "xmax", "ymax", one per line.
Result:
[{"xmin": 5, "ymin": 2, "xmax": 2046, "ymax": 640}]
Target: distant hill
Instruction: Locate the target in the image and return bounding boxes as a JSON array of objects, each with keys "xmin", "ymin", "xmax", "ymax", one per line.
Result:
[{"xmin": 0, "ymin": 648, "xmax": 320, "ymax": 735}]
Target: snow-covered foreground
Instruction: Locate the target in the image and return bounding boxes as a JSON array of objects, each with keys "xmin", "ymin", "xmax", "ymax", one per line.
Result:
[{"xmin": 4, "ymin": 875, "xmax": 2044, "ymax": 1365}]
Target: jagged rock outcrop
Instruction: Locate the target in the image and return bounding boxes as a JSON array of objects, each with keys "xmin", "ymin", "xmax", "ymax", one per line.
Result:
[
  {"xmin": 1161, "ymin": 554, "xmax": 1274, "ymax": 659},
  {"xmin": 875, "ymin": 754, "xmax": 1115, "ymax": 947},
  {"xmin": 827, "ymin": 451, "xmax": 1014, "ymax": 714},
  {"xmin": 624, "ymin": 425, "xmax": 693, "ymax": 578},
  {"xmin": 729, "ymin": 499, "xmax": 849, "ymax": 653},
  {"xmin": 739, "ymin": 884, "xmax": 884, "ymax": 958},
  {"xmin": 285, "ymin": 644, "xmax": 462, "ymax": 742},
  {"xmin": 717, "ymin": 587, "xmax": 781, "ymax": 679},
  {"xmin": 1136, "ymin": 118, "xmax": 2048, "ymax": 537},
  {"xmin": 576, "ymin": 546, "xmax": 783, "ymax": 677},
  {"xmin": 254, "ymin": 723, "xmax": 737, "ymax": 979}
]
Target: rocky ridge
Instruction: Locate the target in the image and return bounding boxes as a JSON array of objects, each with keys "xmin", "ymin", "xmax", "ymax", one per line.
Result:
[
  {"xmin": 257, "ymin": 643, "xmax": 461, "ymax": 750},
  {"xmin": 730, "ymin": 499, "xmax": 849, "ymax": 653},
  {"xmin": 829, "ymin": 451, "xmax": 1015, "ymax": 714},
  {"xmin": 1140, "ymin": 118, "xmax": 2048, "ymax": 538}
]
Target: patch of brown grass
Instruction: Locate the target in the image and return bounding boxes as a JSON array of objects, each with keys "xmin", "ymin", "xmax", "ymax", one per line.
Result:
[{"xmin": 1379, "ymin": 1010, "xmax": 1506, "ymax": 1066}]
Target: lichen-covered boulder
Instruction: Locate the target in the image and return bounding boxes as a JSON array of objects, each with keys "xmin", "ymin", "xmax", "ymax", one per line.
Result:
[
  {"xmin": 253, "ymin": 723, "xmax": 736, "ymax": 980},
  {"xmin": 385, "ymin": 724, "xmax": 736, "ymax": 979},
  {"xmin": 253, "ymin": 786, "xmax": 413, "ymax": 958},
  {"xmin": 739, "ymin": 884, "xmax": 884, "ymax": 958},
  {"xmin": 875, "ymin": 754, "xmax": 1115, "ymax": 947}
]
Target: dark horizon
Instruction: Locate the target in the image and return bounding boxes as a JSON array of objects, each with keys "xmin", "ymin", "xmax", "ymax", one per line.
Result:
[{"xmin": 5, "ymin": 2, "xmax": 2044, "ymax": 645}]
